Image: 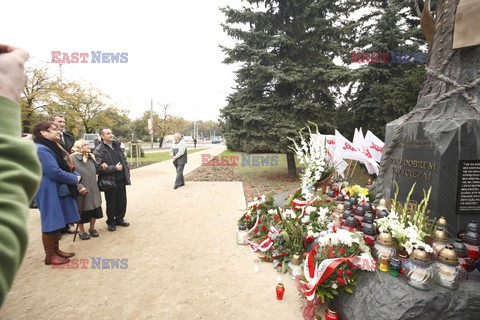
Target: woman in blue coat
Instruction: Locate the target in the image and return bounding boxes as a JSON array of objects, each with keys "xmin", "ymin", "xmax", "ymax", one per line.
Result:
[{"xmin": 33, "ymin": 121, "xmax": 81, "ymax": 265}]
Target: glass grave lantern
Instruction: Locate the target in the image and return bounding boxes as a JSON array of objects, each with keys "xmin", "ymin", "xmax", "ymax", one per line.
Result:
[
  {"xmin": 288, "ymin": 252, "xmax": 303, "ymax": 280},
  {"xmin": 433, "ymin": 244, "xmax": 467, "ymax": 290},
  {"xmin": 432, "ymin": 227, "xmax": 449, "ymax": 256},
  {"xmin": 362, "ymin": 222, "xmax": 376, "ymax": 246},
  {"xmin": 452, "ymin": 238, "xmax": 476, "ymax": 272},
  {"xmin": 236, "ymin": 224, "xmax": 248, "ymax": 245},
  {"xmin": 463, "ymin": 220, "xmax": 480, "ymax": 261},
  {"xmin": 406, "ymin": 246, "xmax": 436, "ymax": 291},
  {"xmin": 374, "ymin": 231, "xmax": 396, "ymax": 260}
]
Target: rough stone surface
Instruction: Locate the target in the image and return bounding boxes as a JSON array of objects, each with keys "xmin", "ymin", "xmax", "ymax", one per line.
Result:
[
  {"xmin": 381, "ymin": 117, "xmax": 480, "ymax": 234},
  {"xmin": 332, "ymin": 270, "xmax": 480, "ymax": 320},
  {"xmin": 273, "ymin": 190, "xmax": 291, "ymax": 207},
  {"xmin": 375, "ymin": 0, "xmax": 480, "ymax": 234}
]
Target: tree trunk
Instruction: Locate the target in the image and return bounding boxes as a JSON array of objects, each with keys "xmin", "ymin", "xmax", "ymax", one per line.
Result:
[
  {"xmin": 159, "ymin": 135, "xmax": 164, "ymax": 148},
  {"xmin": 286, "ymin": 151, "xmax": 297, "ymax": 177}
]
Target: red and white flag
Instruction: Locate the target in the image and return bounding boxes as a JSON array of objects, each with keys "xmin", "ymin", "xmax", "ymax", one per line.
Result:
[
  {"xmin": 364, "ymin": 130, "xmax": 384, "ymax": 163},
  {"xmin": 352, "ymin": 128, "xmax": 366, "ymax": 153},
  {"xmin": 335, "ymin": 130, "xmax": 379, "ymax": 175},
  {"xmin": 352, "ymin": 128, "xmax": 379, "ymax": 175}
]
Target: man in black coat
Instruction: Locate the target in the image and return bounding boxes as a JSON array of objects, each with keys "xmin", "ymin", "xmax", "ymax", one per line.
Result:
[
  {"xmin": 48, "ymin": 114, "xmax": 76, "ymax": 234},
  {"xmin": 48, "ymin": 114, "xmax": 75, "ymax": 153},
  {"xmin": 94, "ymin": 128, "xmax": 131, "ymax": 231}
]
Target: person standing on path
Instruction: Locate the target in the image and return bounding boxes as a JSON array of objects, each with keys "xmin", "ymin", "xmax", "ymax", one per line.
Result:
[
  {"xmin": 170, "ymin": 132, "xmax": 187, "ymax": 189},
  {"xmin": 94, "ymin": 128, "xmax": 131, "ymax": 231},
  {"xmin": 71, "ymin": 140, "xmax": 103, "ymax": 240},
  {"xmin": 48, "ymin": 114, "xmax": 76, "ymax": 235},
  {"xmin": 33, "ymin": 121, "xmax": 81, "ymax": 265}
]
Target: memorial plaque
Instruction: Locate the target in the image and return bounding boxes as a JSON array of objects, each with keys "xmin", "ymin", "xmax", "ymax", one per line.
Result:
[
  {"xmin": 378, "ymin": 117, "xmax": 480, "ymax": 234},
  {"xmin": 456, "ymin": 160, "xmax": 480, "ymax": 215}
]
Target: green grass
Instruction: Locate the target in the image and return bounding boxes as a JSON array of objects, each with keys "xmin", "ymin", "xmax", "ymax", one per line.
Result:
[
  {"xmin": 212, "ymin": 150, "xmax": 303, "ymax": 199},
  {"xmin": 140, "ymin": 148, "xmax": 207, "ymax": 163}
]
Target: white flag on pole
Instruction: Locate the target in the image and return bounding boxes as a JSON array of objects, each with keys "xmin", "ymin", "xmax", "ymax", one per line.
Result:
[
  {"xmin": 335, "ymin": 130, "xmax": 379, "ymax": 175},
  {"xmin": 364, "ymin": 130, "xmax": 385, "ymax": 163},
  {"xmin": 352, "ymin": 128, "xmax": 366, "ymax": 153}
]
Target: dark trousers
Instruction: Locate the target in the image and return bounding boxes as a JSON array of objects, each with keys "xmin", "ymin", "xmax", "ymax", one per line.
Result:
[
  {"xmin": 174, "ymin": 163, "xmax": 185, "ymax": 187},
  {"xmin": 104, "ymin": 180, "xmax": 127, "ymax": 226}
]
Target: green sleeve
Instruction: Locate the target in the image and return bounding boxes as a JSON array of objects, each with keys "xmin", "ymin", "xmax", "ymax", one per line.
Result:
[{"xmin": 0, "ymin": 96, "xmax": 41, "ymax": 307}]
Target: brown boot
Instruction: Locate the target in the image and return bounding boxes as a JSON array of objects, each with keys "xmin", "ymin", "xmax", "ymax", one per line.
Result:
[
  {"xmin": 54, "ymin": 231, "xmax": 75, "ymax": 258},
  {"xmin": 42, "ymin": 233, "xmax": 69, "ymax": 265}
]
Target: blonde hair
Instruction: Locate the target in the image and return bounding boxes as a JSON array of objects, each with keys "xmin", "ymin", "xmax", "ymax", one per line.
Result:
[{"xmin": 71, "ymin": 139, "xmax": 88, "ymax": 153}]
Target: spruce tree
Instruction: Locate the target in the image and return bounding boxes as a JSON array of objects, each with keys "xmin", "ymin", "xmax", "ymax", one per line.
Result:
[
  {"xmin": 337, "ymin": 0, "xmax": 427, "ymax": 140},
  {"xmin": 220, "ymin": 0, "xmax": 358, "ymax": 176}
]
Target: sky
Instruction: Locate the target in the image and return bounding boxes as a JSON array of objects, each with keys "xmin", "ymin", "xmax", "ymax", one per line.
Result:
[{"xmin": 1, "ymin": 0, "xmax": 239, "ymax": 121}]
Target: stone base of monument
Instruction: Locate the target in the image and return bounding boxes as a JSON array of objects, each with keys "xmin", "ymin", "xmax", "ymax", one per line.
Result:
[{"xmin": 332, "ymin": 270, "xmax": 480, "ymax": 320}]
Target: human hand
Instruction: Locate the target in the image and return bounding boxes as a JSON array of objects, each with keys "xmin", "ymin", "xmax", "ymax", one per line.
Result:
[
  {"xmin": 100, "ymin": 163, "xmax": 108, "ymax": 170},
  {"xmin": 116, "ymin": 162, "xmax": 123, "ymax": 171},
  {"xmin": 79, "ymin": 187, "xmax": 87, "ymax": 196},
  {"xmin": 0, "ymin": 44, "xmax": 29, "ymax": 101}
]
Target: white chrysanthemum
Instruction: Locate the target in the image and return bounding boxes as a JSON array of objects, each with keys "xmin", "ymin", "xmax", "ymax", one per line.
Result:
[
  {"xmin": 301, "ymin": 215, "xmax": 310, "ymax": 224},
  {"xmin": 336, "ymin": 229, "xmax": 354, "ymax": 246},
  {"xmin": 305, "ymin": 206, "xmax": 317, "ymax": 214},
  {"xmin": 318, "ymin": 207, "xmax": 329, "ymax": 221},
  {"xmin": 283, "ymin": 208, "xmax": 296, "ymax": 220}
]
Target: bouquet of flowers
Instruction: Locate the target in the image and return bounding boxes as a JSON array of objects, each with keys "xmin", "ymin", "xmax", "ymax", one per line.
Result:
[
  {"xmin": 238, "ymin": 195, "xmax": 275, "ymax": 230},
  {"xmin": 376, "ymin": 212, "xmax": 433, "ymax": 255},
  {"xmin": 342, "ymin": 184, "xmax": 369, "ymax": 202},
  {"xmin": 300, "ymin": 229, "xmax": 374, "ymax": 303},
  {"xmin": 376, "ymin": 182, "xmax": 435, "ymax": 254},
  {"xmin": 244, "ymin": 206, "xmax": 306, "ymax": 271},
  {"xmin": 289, "ymin": 123, "xmax": 335, "ymax": 200}
]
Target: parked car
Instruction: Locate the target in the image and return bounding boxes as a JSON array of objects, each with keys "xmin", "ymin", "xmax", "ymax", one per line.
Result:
[
  {"xmin": 212, "ymin": 136, "xmax": 223, "ymax": 144},
  {"xmin": 82, "ymin": 133, "xmax": 100, "ymax": 149}
]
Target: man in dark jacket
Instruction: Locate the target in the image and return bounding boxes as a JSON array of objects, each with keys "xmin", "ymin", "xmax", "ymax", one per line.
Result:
[
  {"xmin": 48, "ymin": 114, "xmax": 76, "ymax": 234},
  {"xmin": 94, "ymin": 128, "xmax": 131, "ymax": 231},
  {"xmin": 48, "ymin": 114, "xmax": 75, "ymax": 153}
]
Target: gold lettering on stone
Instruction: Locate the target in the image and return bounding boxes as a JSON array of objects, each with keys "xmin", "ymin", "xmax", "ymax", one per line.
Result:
[{"xmin": 390, "ymin": 157, "xmax": 437, "ymax": 181}]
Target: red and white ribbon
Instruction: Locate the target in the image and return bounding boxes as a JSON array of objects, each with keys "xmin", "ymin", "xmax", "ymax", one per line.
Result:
[
  {"xmin": 247, "ymin": 226, "xmax": 279, "ymax": 252},
  {"xmin": 292, "ymin": 198, "xmax": 308, "ymax": 209},
  {"xmin": 302, "ymin": 251, "xmax": 370, "ymax": 301}
]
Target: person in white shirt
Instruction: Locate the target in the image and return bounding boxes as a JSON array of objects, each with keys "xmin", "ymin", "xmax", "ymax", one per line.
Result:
[{"xmin": 170, "ymin": 133, "xmax": 187, "ymax": 189}]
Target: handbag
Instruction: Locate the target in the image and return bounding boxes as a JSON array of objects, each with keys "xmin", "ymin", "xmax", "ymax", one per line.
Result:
[{"xmin": 97, "ymin": 175, "xmax": 117, "ymax": 191}]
